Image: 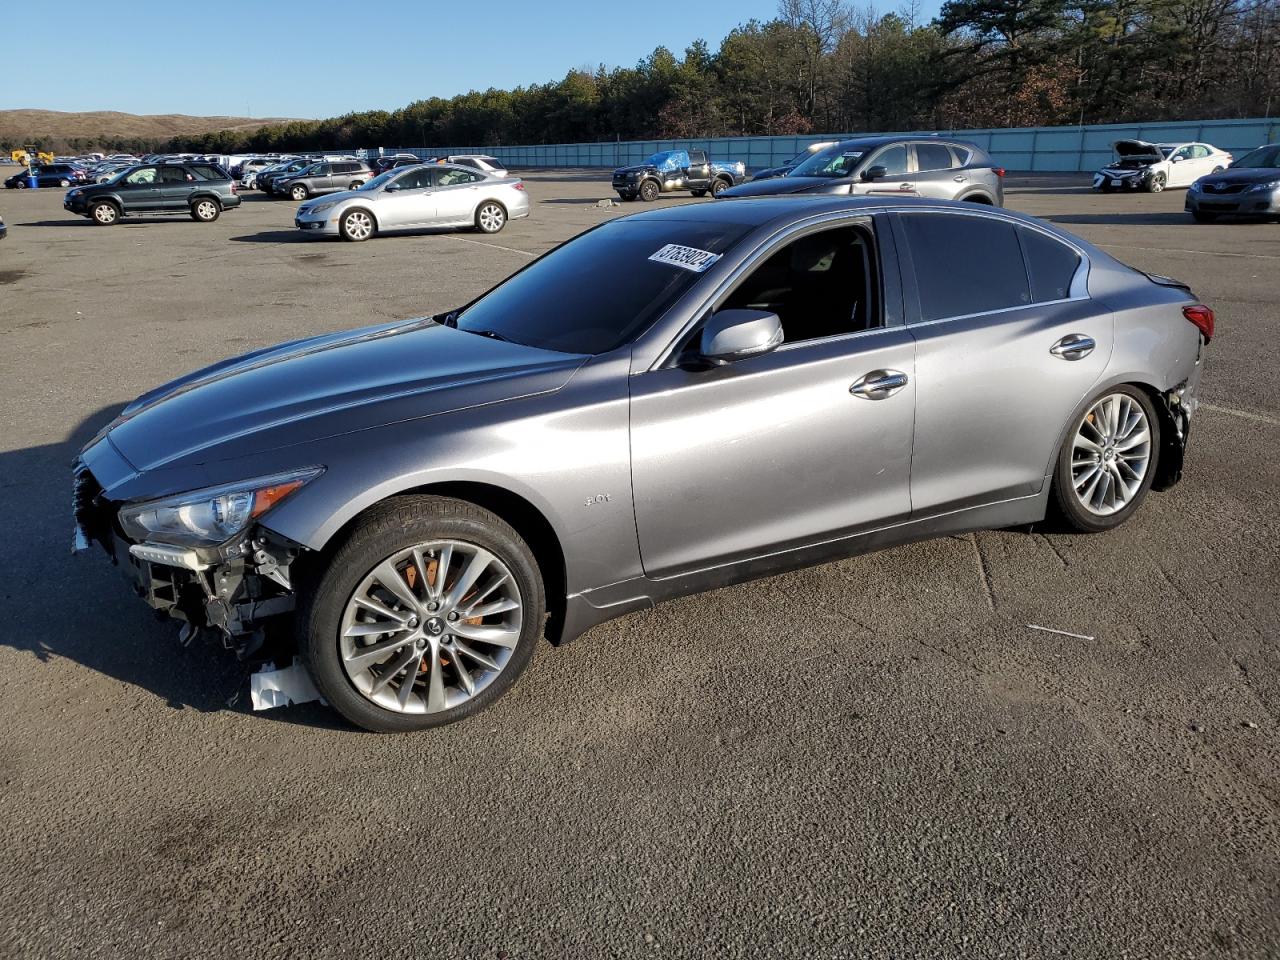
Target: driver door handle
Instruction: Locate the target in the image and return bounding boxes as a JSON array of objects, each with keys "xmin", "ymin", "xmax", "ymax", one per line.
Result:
[
  {"xmin": 850, "ymin": 370, "xmax": 909, "ymax": 400},
  {"xmin": 953, "ymin": 175, "xmax": 967, "ymax": 182},
  {"xmin": 1050, "ymin": 333, "xmax": 1096, "ymax": 361}
]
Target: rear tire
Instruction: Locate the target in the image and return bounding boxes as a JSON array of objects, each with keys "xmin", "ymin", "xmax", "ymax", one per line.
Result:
[
  {"xmin": 90, "ymin": 201, "xmax": 119, "ymax": 225},
  {"xmin": 639, "ymin": 179, "xmax": 660, "ymax": 202},
  {"xmin": 474, "ymin": 200, "xmax": 506, "ymax": 234},
  {"xmin": 298, "ymin": 495, "xmax": 545, "ymax": 733},
  {"xmin": 1051, "ymin": 385, "xmax": 1160, "ymax": 533},
  {"xmin": 190, "ymin": 198, "xmax": 220, "ymax": 222}
]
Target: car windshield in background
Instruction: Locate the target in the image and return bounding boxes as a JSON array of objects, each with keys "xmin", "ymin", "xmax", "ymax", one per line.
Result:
[
  {"xmin": 1232, "ymin": 145, "xmax": 1280, "ymax": 168},
  {"xmin": 790, "ymin": 146, "xmax": 865, "ymax": 178},
  {"xmin": 453, "ymin": 219, "xmax": 750, "ymax": 355}
]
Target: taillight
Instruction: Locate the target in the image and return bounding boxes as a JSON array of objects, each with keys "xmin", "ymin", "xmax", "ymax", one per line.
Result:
[
  {"xmin": 513, "ymin": 181, "xmax": 525, "ymax": 190},
  {"xmin": 993, "ymin": 167, "xmax": 1006, "ymax": 177},
  {"xmin": 1183, "ymin": 304, "xmax": 1214, "ymax": 342}
]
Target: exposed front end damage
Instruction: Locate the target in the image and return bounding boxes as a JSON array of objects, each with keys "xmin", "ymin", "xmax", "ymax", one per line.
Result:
[
  {"xmin": 74, "ymin": 463, "xmax": 306, "ymax": 657},
  {"xmin": 1093, "ymin": 140, "xmax": 1165, "ymax": 192}
]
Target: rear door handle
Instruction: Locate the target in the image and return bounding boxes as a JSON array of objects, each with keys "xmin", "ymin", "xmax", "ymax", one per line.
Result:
[
  {"xmin": 1050, "ymin": 334, "xmax": 1096, "ymax": 361},
  {"xmin": 850, "ymin": 369, "xmax": 909, "ymax": 400}
]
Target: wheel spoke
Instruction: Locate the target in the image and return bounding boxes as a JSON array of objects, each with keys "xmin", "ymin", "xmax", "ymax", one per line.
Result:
[
  {"xmin": 429, "ymin": 544, "xmax": 453, "ymax": 601},
  {"xmin": 424, "ymin": 650, "xmax": 448, "ymax": 712},
  {"xmin": 1074, "ymin": 462, "xmax": 1101, "ymax": 491},
  {"xmin": 344, "ymin": 634, "xmax": 414, "ymax": 668},
  {"xmin": 371, "ymin": 559, "xmax": 420, "ymax": 613},
  {"xmin": 1074, "ymin": 434, "xmax": 1102, "ymax": 454},
  {"xmin": 368, "ymin": 644, "xmax": 419, "ymax": 694},
  {"xmin": 449, "ymin": 649, "xmax": 475, "ymax": 696},
  {"xmin": 465, "ymin": 597, "xmax": 520, "ymax": 619},
  {"xmin": 451, "ymin": 620, "xmax": 520, "ymax": 648},
  {"xmin": 1116, "ymin": 428, "xmax": 1149, "ymax": 452},
  {"xmin": 354, "ymin": 594, "xmax": 410, "ymax": 623},
  {"xmin": 396, "ymin": 650, "xmax": 425, "ymax": 709},
  {"xmin": 345, "ymin": 620, "xmax": 410, "ymax": 638},
  {"xmin": 446, "ymin": 549, "xmax": 493, "ymax": 608},
  {"xmin": 452, "ymin": 639, "xmax": 500, "ymax": 671}
]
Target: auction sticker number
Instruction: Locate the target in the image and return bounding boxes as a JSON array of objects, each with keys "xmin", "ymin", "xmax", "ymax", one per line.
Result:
[{"xmin": 649, "ymin": 244, "xmax": 721, "ymax": 273}]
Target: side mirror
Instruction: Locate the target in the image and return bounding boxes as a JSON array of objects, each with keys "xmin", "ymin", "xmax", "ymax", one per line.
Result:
[
  {"xmin": 384, "ymin": 182, "xmax": 401, "ymax": 191},
  {"xmin": 1171, "ymin": 155, "xmax": 1183, "ymax": 162},
  {"xmin": 862, "ymin": 165, "xmax": 887, "ymax": 181},
  {"xmin": 699, "ymin": 309, "xmax": 784, "ymax": 365}
]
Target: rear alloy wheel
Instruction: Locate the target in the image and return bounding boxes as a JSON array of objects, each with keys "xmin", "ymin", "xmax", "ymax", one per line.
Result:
[
  {"xmin": 299, "ymin": 495, "xmax": 544, "ymax": 732},
  {"xmin": 475, "ymin": 201, "xmax": 506, "ymax": 234},
  {"xmin": 710, "ymin": 177, "xmax": 730, "ymax": 197},
  {"xmin": 639, "ymin": 179, "xmax": 660, "ymax": 202},
  {"xmin": 291, "ymin": 184, "xmax": 309, "ymax": 201},
  {"xmin": 59, "ymin": 178, "xmax": 71, "ymax": 187},
  {"xmin": 1053, "ymin": 386, "xmax": 1160, "ymax": 532},
  {"xmin": 339, "ymin": 208, "xmax": 374, "ymax": 242},
  {"xmin": 190, "ymin": 199, "xmax": 220, "ymax": 222},
  {"xmin": 1147, "ymin": 173, "xmax": 1166, "ymax": 193},
  {"xmin": 90, "ymin": 201, "xmax": 119, "ymax": 225}
]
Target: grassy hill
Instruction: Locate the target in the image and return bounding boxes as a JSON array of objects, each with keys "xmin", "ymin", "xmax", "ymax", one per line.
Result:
[{"xmin": 0, "ymin": 108, "xmax": 303, "ymax": 150}]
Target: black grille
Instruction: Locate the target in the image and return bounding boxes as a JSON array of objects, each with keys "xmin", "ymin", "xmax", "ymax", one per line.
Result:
[{"xmin": 1203, "ymin": 182, "xmax": 1247, "ymax": 195}]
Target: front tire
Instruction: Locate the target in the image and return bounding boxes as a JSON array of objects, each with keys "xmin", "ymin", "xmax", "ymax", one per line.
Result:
[
  {"xmin": 290, "ymin": 184, "xmax": 309, "ymax": 201},
  {"xmin": 1051, "ymin": 386, "xmax": 1160, "ymax": 533},
  {"xmin": 709, "ymin": 177, "xmax": 730, "ymax": 197},
  {"xmin": 339, "ymin": 208, "xmax": 375, "ymax": 242},
  {"xmin": 190, "ymin": 198, "xmax": 220, "ymax": 222},
  {"xmin": 90, "ymin": 201, "xmax": 119, "ymax": 225},
  {"xmin": 639, "ymin": 179, "xmax": 659, "ymax": 202},
  {"xmin": 474, "ymin": 200, "xmax": 506, "ymax": 234},
  {"xmin": 1147, "ymin": 173, "xmax": 1166, "ymax": 193},
  {"xmin": 299, "ymin": 495, "xmax": 545, "ymax": 733}
]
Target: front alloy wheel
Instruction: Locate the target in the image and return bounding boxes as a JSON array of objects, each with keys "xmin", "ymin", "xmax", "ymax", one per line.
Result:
[
  {"xmin": 91, "ymin": 201, "xmax": 118, "ymax": 225},
  {"xmin": 340, "ymin": 209, "xmax": 374, "ymax": 241},
  {"xmin": 300, "ymin": 495, "xmax": 544, "ymax": 732},
  {"xmin": 639, "ymin": 179, "xmax": 660, "ymax": 202},
  {"xmin": 1053, "ymin": 386, "xmax": 1159, "ymax": 532},
  {"xmin": 291, "ymin": 184, "xmax": 309, "ymax": 201}
]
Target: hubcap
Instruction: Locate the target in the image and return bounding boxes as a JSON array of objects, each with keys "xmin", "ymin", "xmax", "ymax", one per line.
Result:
[
  {"xmin": 479, "ymin": 204, "xmax": 503, "ymax": 232},
  {"xmin": 1071, "ymin": 393, "xmax": 1151, "ymax": 517},
  {"xmin": 197, "ymin": 202, "xmax": 215, "ymax": 219},
  {"xmin": 345, "ymin": 212, "xmax": 372, "ymax": 239},
  {"xmin": 339, "ymin": 540, "xmax": 523, "ymax": 714}
]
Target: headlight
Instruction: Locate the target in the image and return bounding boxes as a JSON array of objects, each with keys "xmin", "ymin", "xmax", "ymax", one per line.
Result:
[
  {"xmin": 118, "ymin": 467, "xmax": 322, "ymax": 547},
  {"xmin": 1249, "ymin": 180, "xmax": 1280, "ymax": 192},
  {"xmin": 309, "ymin": 200, "xmax": 338, "ymax": 214}
]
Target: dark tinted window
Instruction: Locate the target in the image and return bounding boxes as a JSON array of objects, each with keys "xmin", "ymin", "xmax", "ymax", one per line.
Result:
[
  {"xmin": 1019, "ymin": 227, "xmax": 1080, "ymax": 302},
  {"xmin": 873, "ymin": 144, "xmax": 909, "ymax": 176},
  {"xmin": 395, "ymin": 168, "xmax": 434, "ymax": 190},
  {"xmin": 454, "ymin": 219, "xmax": 750, "ymax": 354},
  {"xmin": 915, "ymin": 143, "xmax": 954, "ymax": 172},
  {"xmin": 901, "ymin": 213, "xmax": 1030, "ymax": 321},
  {"xmin": 188, "ymin": 164, "xmax": 225, "ymax": 180},
  {"xmin": 159, "ymin": 166, "xmax": 189, "ymax": 183}
]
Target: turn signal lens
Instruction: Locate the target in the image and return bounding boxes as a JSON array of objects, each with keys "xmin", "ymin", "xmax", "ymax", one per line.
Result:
[{"xmin": 1183, "ymin": 304, "xmax": 1214, "ymax": 342}]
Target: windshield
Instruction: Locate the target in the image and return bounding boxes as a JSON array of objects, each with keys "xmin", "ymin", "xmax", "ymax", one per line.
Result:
[
  {"xmin": 452, "ymin": 219, "xmax": 750, "ymax": 355},
  {"xmin": 359, "ymin": 169, "xmax": 399, "ymax": 190},
  {"xmin": 104, "ymin": 165, "xmax": 137, "ymax": 184},
  {"xmin": 791, "ymin": 145, "xmax": 866, "ymax": 178},
  {"xmin": 1160, "ymin": 147, "xmax": 1175, "ymax": 158},
  {"xmin": 1231, "ymin": 145, "xmax": 1280, "ymax": 169}
]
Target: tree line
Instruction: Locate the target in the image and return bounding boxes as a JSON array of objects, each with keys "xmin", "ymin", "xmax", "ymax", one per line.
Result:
[{"xmin": 14, "ymin": 0, "xmax": 1279, "ymax": 155}]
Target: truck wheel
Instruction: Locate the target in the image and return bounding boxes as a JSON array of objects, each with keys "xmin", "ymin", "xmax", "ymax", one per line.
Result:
[
  {"xmin": 90, "ymin": 201, "xmax": 120, "ymax": 225},
  {"xmin": 710, "ymin": 177, "xmax": 730, "ymax": 197},
  {"xmin": 291, "ymin": 184, "xmax": 309, "ymax": 201},
  {"xmin": 639, "ymin": 179, "xmax": 659, "ymax": 202},
  {"xmin": 190, "ymin": 199, "xmax": 220, "ymax": 222},
  {"xmin": 617, "ymin": 192, "xmax": 636, "ymax": 202}
]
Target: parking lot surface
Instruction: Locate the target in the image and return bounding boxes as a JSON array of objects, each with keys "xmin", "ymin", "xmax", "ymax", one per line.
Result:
[{"xmin": 1, "ymin": 171, "xmax": 1277, "ymax": 959}]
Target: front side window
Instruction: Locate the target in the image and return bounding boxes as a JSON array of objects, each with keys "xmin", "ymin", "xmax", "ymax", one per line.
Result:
[
  {"xmin": 871, "ymin": 144, "xmax": 909, "ymax": 176},
  {"xmin": 915, "ymin": 143, "xmax": 954, "ymax": 172},
  {"xmin": 125, "ymin": 167, "xmax": 158, "ymax": 185},
  {"xmin": 900, "ymin": 213, "xmax": 1030, "ymax": 322},
  {"xmin": 719, "ymin": 225, "xmax": 879, "ymax": 343},
  {"xmin": 396, "ymin": 168, "xmax": 434, "ymax": 190},
  {"xmin": 453, "ymin": 219, "xmax": 750, "ymax": 355}
]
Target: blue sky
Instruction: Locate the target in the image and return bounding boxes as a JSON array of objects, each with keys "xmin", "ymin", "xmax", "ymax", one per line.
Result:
[{"xmin": 4, "ymin": 0, "xmax": 941, "ymax": 118}]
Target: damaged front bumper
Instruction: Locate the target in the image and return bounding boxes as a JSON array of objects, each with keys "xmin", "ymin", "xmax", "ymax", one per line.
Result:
[
  {"xmin": 1092, "ymin": 168, "xmax": 1151, "ymax": 191},
  {"xmin": 73, "ymin": 458, "xmax": 305, "ymax": 654}
]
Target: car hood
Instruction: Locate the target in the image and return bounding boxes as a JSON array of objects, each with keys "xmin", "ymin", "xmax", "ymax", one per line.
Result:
[
  {"xmin": 1201, "ymin": 168, "xmax": 1280, "ymax": 185},
  {"xmin": 749, "ymin": 165, "xmax": 792, "ymax": 181},
  {"xmin": 613, "ymin": 165, "xmax": 654, "ymax": 175},
  {"xmin": 718, "ymin": 176, "xmax": 842, "ymax": 198},
  {"xmin": 300, "ymin": 188, "xmax": 366, "ymax": 210},
  {"xmin": 1113, "ymin": 140, "xmax": 1164, "ymax": 159},
  {"xmin": 103, "ymin": 318, "xmax": 587, "ymax": 471}
]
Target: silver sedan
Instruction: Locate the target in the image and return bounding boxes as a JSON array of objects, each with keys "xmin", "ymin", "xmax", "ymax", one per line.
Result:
[{"xmin": 293, "ymin": 162, "xmax": 530, "ymax": 241}]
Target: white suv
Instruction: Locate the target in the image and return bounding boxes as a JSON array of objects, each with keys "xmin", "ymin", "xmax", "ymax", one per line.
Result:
[{"xmin": 446, "ymin": 154, "xmax": 508, "ymax": 178}]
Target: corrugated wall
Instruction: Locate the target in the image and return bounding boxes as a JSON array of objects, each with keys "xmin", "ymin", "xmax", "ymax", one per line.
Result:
[{"xmin": 377, "ymin": 117, "xmax": 1280, "ymax": 173}]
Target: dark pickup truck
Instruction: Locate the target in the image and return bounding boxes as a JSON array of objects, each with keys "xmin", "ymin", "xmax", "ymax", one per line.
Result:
[{"xmin": 612, "ymin": 149, "xmax": 747, "ymax": 201}]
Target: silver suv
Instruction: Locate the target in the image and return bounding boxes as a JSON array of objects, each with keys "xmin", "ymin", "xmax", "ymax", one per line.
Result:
[{"xmin": 277, "ymin": 159, "xmax": 373, "ymax": 201}]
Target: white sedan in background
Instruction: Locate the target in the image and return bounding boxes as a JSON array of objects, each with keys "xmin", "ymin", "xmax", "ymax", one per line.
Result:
[
  {"xmin": 1093, "ymin": 140, "xmax": 1232, "ymax": 193},
  {"xmin": 294, "ymin": 163, "xmax": 529, "ymax": 241}
]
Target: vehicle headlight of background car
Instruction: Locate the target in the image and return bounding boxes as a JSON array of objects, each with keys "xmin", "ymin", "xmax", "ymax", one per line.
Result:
[{"xmin": 117, "ymin": 467, "xmax": 322, "ymax": 548}]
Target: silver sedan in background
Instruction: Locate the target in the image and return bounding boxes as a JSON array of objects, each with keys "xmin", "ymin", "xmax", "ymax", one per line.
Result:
[{"xmin": 294, "ymin": 163, "xmax": 530, "ymax": 241}]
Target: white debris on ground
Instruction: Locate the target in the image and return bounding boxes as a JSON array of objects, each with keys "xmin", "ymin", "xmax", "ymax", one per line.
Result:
[{"xmin": 249, "ymin": 656, "xmax": 325, "ymax": 710}]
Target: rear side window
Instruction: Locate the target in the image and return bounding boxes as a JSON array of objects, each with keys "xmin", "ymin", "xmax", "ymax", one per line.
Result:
[
  {"xmin": 159, "ymin": 167, "xmax": 189, "ymax": 183},
  {"xmin": 188, "ymin": 164, "xmax": 224, "ymax": 180},
  {"xmin": 1019, "ymin": 227, "xmax": 1081, "ymax": 302},
  {"xmin": 915, "ymin": 143, "xmax": 954, "ymax": 172},
  {"xmin": 689, "ymin": 151, "xmax": 707, "ymax": 164},
  {"xmin": 900, "ymin": 213, "xmax": 1030, "ymax": 321}
]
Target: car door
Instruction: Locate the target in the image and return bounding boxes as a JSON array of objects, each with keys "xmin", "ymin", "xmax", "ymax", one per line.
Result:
[
  {"xmin": 893, "ymin": 210, "xmax": 1112, "ymax": 514},
  {"xmin": 1167, "ymin": 146, "xmax": 1197, "ymax": 186},
  {"xmin": 850, "ymin": 143, "xmax": 913, "ymax": 196},
  {"xmin": 158, "ymin": 165, "xmax": 194, "ymax": 209},
  {"xmin": 377, "ymin": 167, "xmax": 436, "ymax": 228},
  {"xmin": 432, "ymin": 167, "xmax": 485, "ymax": 223},
  {"xmin": 628, "ymin": 217, "xmax": 916, "ymax": 577},
  {"xmin": 908, "ymin": 142, "xmax": 965, "ymax": 200},
  {"xmin": 686, "ymin": 149, "xmax": 711, "ymax": 189},
  {"xmin": 118, "ymin": 165, "xmax": 161, "ymax": 209}
]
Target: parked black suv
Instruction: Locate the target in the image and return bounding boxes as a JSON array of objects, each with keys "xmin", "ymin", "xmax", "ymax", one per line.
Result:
[{"xmin": 64, "ymin": 162, "xmax": 242, "ymax": 225}]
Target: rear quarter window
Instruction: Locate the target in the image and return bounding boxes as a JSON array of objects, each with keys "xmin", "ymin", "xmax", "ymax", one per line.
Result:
[
  {"xmin": 1019, "ymin": 227, "xmax": 1081, "ymax": 302},
  {"xmin": 188, "ymin": 164, "xmax": 226, "ymax": 180},
  {"xmin": 900, "ymin": 212, "xmax": 1030, "ymax": 321}
]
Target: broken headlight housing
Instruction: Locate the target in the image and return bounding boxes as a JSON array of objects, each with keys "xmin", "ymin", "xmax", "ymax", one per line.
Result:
[{"xmin": 118, "ymin": 467, "xmax": 322, "ymax": 548}]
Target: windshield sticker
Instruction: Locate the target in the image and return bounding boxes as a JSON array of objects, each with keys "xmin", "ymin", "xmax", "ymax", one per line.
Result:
[
  {"xmin": 842, "ymin": 151, "xmax": 864, "ymax": 159},
  {"xmin": 649, "ymin": 243, "xmax": 721, "ymax": 273}
]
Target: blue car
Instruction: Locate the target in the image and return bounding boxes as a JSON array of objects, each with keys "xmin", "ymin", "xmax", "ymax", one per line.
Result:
[{"xmin": 4, "ymin": 163, "xmax": 85, "ymax": 189}]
